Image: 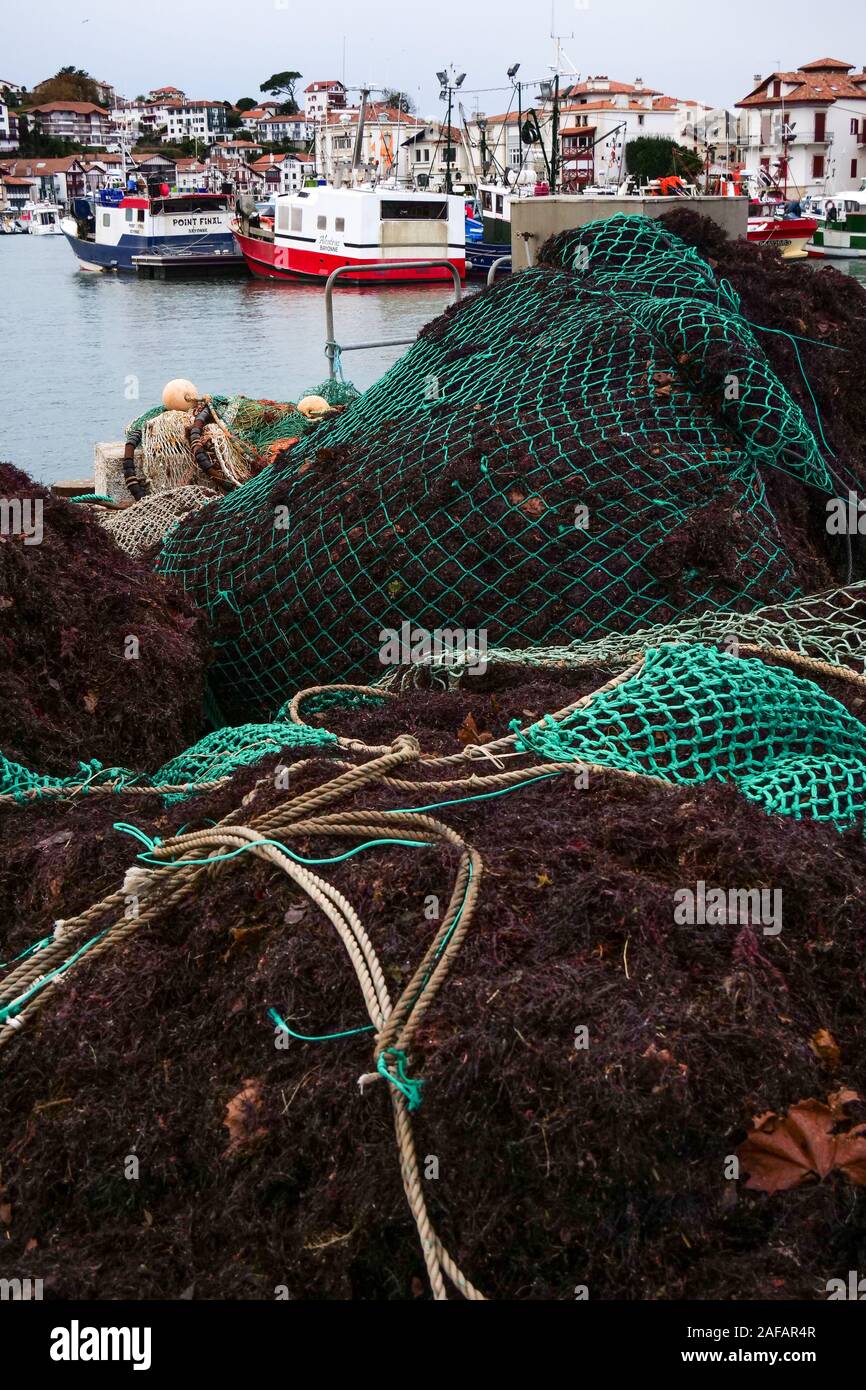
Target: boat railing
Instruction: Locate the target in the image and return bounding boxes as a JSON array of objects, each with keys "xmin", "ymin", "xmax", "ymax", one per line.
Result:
[
  {"xmin": 487, "ymin": 255, "xmax": 512, "ymax": 286},
  {"xmin": 324, "ymin": 260, "xmax": 462, "ymax": 379}
]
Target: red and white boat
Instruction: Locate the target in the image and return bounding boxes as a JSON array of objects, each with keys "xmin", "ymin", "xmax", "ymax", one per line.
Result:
[
  {"xmin": 746, "ymin": 200, "xmax": 817, "ymax": 259},
  {"xmin": 232, "ymin": 184, "xmax": 466, "ymax": 284}
]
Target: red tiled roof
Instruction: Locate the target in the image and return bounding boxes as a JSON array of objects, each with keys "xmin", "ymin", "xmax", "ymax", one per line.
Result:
[
  {"xmin": 28, "ymin": 101, "xmax": 109, "ymax": 115},
  {"xmin": 566, "ymin": 78, "xmax": 662, "ymax": 97},
  {"xmin": 2, "ymin": 156, "xmax": 84, "ymax": 174},
  {"xmin": 800, "ymin": 58, "xmax": 854, "ymax": 71},
  {"xmin": 304, "ymin": 80, "xmax": 344, "ymax": 92},
  {"xmin": 738, "ymin": 60, "xmax": 866, "ymax": 107}
]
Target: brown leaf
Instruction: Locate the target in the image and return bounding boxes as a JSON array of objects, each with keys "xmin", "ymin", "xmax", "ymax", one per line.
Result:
[
  {"xmin": 83, "ymin": 690, "xmax": 98, "ymax": 713},
  {"xmin": 457, "ymin": 712, "xmax": 492, "ymax": 747},
  {"xmin": 520, "ymin": 495, "xmax": 546, "ymax": 520},
  {"xmin": 224, "ymin": 1078, "xmax": 267, "ymax": 1153},
  {"xmin": 0, "ymin": 1201, "xmax": 11, "ymax": 1226},
  {"xmin": 737, "ymin": 1091, "xmax": 866, "ymax": 1193},
  {"xmin": 809, "ymin": 1028, "xmax": 841, "ymax": 1068}
]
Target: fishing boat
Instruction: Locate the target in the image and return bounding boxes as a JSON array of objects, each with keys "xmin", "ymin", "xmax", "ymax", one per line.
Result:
[
  {"xmin": 232, "ymin": 184, "xmax": 466, "ymax": 284},
  {"xmin": 60, "ymin": 188, "xmax": 243, "ymax": 275},
  {"xmin": 807, "ymin": 190, "xmax": 866, "ymax": 259},
  {"xmin": 24, "ymin": 202, "xmax": 63, "ymax": 235},
  {"xmin": 746, "ymin": 199, "xmax": 817, "ymax": 259}
]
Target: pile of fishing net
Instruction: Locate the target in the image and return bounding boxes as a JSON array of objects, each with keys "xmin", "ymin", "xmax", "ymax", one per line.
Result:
[
  {"xmin": 4, "ymin": 212, "xmax": 866, "ymax": 1302},
  {"xmin": 153, "ymin": 214, "xmax": 860, "ymax": 723},
  {"xmin": 84, "ymin": 383, "xmax": 360, "ymax": 559},
  {"xmin": 2, "ymin": 644, "xmax": 866, "ymax": 1300},
  {"xmin": 0, "ymin": 462, "xmax": 210, "ymax": 778}
]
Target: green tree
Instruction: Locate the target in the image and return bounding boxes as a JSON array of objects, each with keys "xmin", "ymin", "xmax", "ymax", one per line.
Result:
[
  {"xmin": 260, "ymin": 70, "xmax": 302, "ymax": 113},
  {"xmin": 624, "ymin": 136, "xmax": 703, "ymax": 183},
  {"xmin": 381, "ymin": 89, "xmax": 414, "ymax": 114},
  {"xmin": 235, "ymin": 97, "xmax": 258, "ymax": 112},
  {"xmin": 31, "ymin": 67, "xmax": 102, "ymax": 105}
]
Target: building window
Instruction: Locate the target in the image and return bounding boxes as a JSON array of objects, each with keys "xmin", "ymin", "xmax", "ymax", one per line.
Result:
[
  {"xmin": 852, "ymin": 158, "xmax": 859, "ymax": 179},
  {"xmin": 638, "ymin": 114, "xmax": 645, "ymax": 126},
  {"xmin": 812, "ymin": 154, "xmax": 825, "ymax": 178},
  {"xmin": 852, "ymin": 119, "xmax": 860, "ymax": 135}
]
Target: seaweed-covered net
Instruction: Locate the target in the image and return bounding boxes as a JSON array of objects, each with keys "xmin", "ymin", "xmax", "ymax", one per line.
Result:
[{"xmin": 157, "ymin": 215, "xmax": 841, "ymax": 721}]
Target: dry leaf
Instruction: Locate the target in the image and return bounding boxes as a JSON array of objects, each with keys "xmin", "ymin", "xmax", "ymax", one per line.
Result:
[
  {"xmin": 83, "ymin": 690, "xmax": 98, "ymax": 713},
  {"xmin": 521, "ymin": 495, "xmax": 546, "ymax": 519},
  {"xmin": 224, "ymin": 1078, "xmax": 267, "ymax": 1153},
  {"xmin": 457, "ymin": 712, "xmax": 492, "ymax": 747},
  {"xmin": 809, "ymin": 1028, "xmax": 841, "ymax": 1068},
  {"xmin": 737, "ymin": 1090, "xmax": 866, "ymax": 1193}
]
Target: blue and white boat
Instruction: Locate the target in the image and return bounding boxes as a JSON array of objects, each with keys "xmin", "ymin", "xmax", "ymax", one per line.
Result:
[{"xmin": 60, "ymin": 188, "xmax": 244, "ymax": 275}]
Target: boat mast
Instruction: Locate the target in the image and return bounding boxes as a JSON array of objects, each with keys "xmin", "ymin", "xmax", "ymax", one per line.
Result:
[{"xmin": 351, "ymin": 87, "xmax": 369, "ymax": 182}]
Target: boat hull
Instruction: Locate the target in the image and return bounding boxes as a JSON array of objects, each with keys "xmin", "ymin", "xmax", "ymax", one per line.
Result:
[
  {"xmin": 233, "ymin": 226, "xmax": 465, "ymax": 284},
  {"xmin": 746, "ymin": 218, "xmax": 818, "ymax": 260},
  {"xmin": 61, "ymin": 227, "xmax": 240, "ymax": 274}
]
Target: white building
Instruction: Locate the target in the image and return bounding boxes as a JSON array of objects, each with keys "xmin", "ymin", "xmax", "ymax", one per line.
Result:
[
  {"xmin": 736, "ymin": 57, "xmax": 866, "ymax": 196},
  {"xmin": 0, "ymin": 99, "xmax": 18, "ymax": 152},
  {"xmin": 469, "ymin": 76, "xmax": 707, "ymax": 191},
  {"xmin": 304, "ymin": 79, "xmax": 347, "ymax": 120},
  {"xmin": 163, "ymin": 99, "xmax": 228, "ymax": 144},
  {"xmin": 315, "ymin": 104, "xmax": 472, "ymax": 187},
  {"xmin": 253, "ymin": 114, "xmax": 312, "ymax": 145},
  {"xmin": 250, "ymin": 151, "xmax": 314, "ymax": 196}
]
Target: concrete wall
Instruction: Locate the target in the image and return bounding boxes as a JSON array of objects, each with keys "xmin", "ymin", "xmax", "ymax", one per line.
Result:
[{"xmin": 510, "ymin": 196, "xmax": 748, "ymax": 267}]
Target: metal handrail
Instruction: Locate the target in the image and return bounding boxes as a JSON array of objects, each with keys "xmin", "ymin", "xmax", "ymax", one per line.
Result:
[
  {"xmin": 486, "ymin": 255, "xmax": 512, "ymax": 286},
  {"xmin": 324, "ymin": 259, "xmax": 462, "ymax": 377}
]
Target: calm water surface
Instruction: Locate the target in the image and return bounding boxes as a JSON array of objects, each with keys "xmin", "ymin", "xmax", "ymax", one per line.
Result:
[
  {"xmin": 0, "ymin": 234, "xmax": 469, "ymax": 484},
  {"xmin": 1, "ymin": 233, "xmax": 863, "ymax": 485}
]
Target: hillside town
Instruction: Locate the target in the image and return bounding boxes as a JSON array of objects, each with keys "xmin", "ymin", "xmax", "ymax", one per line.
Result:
[{"xmin": 3, "ymin": 56, "xmax": 866, "ymax": 215}]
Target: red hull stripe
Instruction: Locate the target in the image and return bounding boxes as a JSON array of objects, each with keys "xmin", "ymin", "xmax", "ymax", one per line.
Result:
[{"xmin": 233, "ymin": 230, "xmax": 465, "ymax": 283}]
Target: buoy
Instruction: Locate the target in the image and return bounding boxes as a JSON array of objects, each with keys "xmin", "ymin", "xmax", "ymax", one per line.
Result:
[
  {"xmin": 297, "ymin": 394, "xmax": 332, "ymax": 419},
  {"xmin": 162, "ymin": 378, "xmax": 200, "ymax": 412}
]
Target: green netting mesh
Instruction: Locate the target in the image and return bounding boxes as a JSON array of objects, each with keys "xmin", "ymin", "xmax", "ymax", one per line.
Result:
[
  {"xmin": 0, "ymin": 717, "xmax": 337, "ymax": 807},
  {"xmin": 156, "ymin": 215, "xmax": 836, "ymax": 721},
  {"xmin": 513, "ymin": 644, "xmax": 866, "ymax": 829}
]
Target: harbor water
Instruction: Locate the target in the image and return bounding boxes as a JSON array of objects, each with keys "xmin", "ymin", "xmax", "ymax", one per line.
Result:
[
  {"xmin": 2, "ymin": 233, "xmax": 864, "ymax": 487},
  {"xmin": 0, "ymin": 234, "xmax": 469, "ymax": 485}
]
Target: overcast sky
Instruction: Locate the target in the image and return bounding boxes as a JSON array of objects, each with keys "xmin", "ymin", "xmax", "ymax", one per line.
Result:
[{"xmin": 4, "ymin": 0, "xmax": 866, "ymax": 116}]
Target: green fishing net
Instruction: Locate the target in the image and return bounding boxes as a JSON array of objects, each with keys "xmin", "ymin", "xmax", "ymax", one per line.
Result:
[
  {"xmin": 156, "ymin": 214, "xmax": 837, "ymax": 721},
  {"xmin": 0, "ymin": 718, "xmax": 337, "ymax": 807},
  {"xmin": 513, "ymin": 644, "xmax": 866, "ymax": 830}
]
